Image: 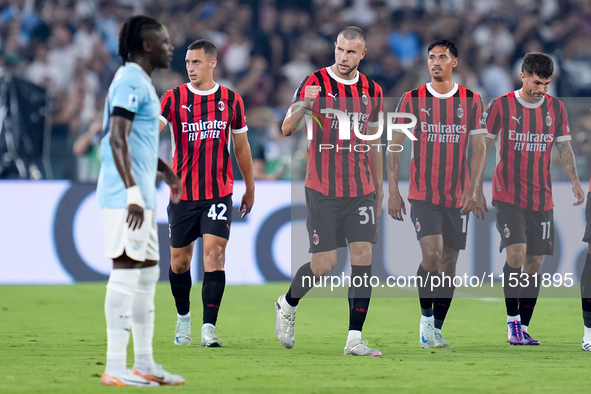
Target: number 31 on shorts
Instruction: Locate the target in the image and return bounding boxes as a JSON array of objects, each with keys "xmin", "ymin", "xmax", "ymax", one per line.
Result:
[
  {"xmin": 208, "ymin": 203, "xmax": 228, "ymax": 221},
  {"xmin": 358, "ymin": 206, "xmax": 375, "ymax": 225}
]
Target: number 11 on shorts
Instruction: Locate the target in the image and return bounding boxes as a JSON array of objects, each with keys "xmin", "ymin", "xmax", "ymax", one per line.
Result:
[{"xmin": 541, "ymin": 220, "xmax": 551, "ymax": 239}]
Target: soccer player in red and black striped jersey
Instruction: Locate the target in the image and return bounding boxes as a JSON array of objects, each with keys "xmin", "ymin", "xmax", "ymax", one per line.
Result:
[
  {"xmin": 386, "ymin": 40, "xmax": 488, "ymax": 348},
  {"xmin": 159, "ymin": 39, "xmax": 255, "ymax": 347},
  {"xmin": 484, "ymin": 52, "xmax": 584, "ymax": 345},
  {"xmin": 274, "ymin": 26, "xmax": 384, "ymax": 356}
]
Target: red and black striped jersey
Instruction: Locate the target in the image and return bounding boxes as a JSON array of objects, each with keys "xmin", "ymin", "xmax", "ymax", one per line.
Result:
[
  {"xmin": 485, "ymin": 90, "xmax": 571, "ymax": 211},
  {"xmin": 160, "ymin": 83, "xmax": 247, "ymax": 201},
  {"xmin": 395, "ymin": 83, "xmax": 485, "ymax": 208},
  {"xmin": 294, "ymin": 67, "xmax": 383, "ymax": 198}
]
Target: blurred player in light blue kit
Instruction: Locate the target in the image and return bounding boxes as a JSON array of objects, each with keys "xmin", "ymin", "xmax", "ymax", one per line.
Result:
[{"xmin": 96, "ymin": 15, "xmax": 184, "ymax": 387}]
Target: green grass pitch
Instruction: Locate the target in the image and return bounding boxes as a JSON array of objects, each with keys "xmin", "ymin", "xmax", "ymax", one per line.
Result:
[{"xmin": 0, "ymin": 283, "xmax": 589, "ymax": 393}]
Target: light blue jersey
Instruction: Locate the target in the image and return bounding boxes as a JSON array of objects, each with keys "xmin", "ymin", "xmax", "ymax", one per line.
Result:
[{"xmin": 97, "ymin": 62, "xmax": 161, "ymax": 209}]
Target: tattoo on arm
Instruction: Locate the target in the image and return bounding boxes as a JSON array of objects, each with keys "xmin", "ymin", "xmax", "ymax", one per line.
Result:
[
  {"xmin": 386, "ymin": 152, "xmax": 399, "ymax": 173},
  {"xmin": 556, "ymin": 141, "xmax": 579, "ymax": 183}
]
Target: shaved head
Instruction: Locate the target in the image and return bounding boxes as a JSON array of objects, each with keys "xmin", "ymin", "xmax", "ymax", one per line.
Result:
[{"xmin": 338, "ymin": 26, "xmax": 365, "ymax": 47}]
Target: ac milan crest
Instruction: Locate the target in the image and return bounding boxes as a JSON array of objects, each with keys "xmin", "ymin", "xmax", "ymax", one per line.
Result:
[
  {"xmin": 362, "ymin": 94, "xmax": 369, "ymax": 105},
  {"xmin": 312, "ymin": 232, "xmax": 320, "ymax": 245},
  {"xmin": 218, "ymin": 100, "xmax": 225, "ymax": 111},
  {"xmin": 457, "ymin": 106, "xmax": 464, "ymax": 119},
  {"xmin": 504, "ymin": 226, "xmax": 510, "ymax": 238},
  {"xmin": 545, "ymin": 114, "xmax": 552, "ymax": 126},
  {"xmin": 415, "ymin": 220, "xmax": 421, "ymax": 233}
]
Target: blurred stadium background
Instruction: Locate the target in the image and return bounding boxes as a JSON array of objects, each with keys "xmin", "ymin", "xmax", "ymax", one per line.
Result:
[{"xmin": 2, "ymin": 0, "xmax": 591, "ymax": 182}]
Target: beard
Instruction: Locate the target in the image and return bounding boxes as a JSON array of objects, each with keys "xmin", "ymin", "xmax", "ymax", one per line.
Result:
[{"xmin": 339, "ymin": 63, "xmax": 358, "ymax": 76}]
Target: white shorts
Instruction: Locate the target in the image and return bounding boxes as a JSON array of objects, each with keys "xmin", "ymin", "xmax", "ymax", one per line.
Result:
[{"xmin": 102, "ymin": 208, "xmax": 159, "ymax": 262}]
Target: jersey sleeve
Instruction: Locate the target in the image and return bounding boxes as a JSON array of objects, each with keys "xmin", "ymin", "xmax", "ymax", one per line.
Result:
[
  {"xmin": 109, "ymin": 76, "xmax": 144, "ymax": 114},
  {"xmin": 160, "ymin": 90, "xmax": 173, "ymax": 126},
  {"xmin": 469, "ymin": 94, "xmax": 487, "ymax": 135},
  {"xmin": 555, "ymin": 100, "xmax": 571, "ymax": 142},
  {"xmin": 285, "ymin": 74, "xmax": 318, "ymax": 118},
  {"xmin": 231, "ymin": 92, "xmax": 248, "ymax": 134},
  {"xmin": 368, "ymin": 83, "xmax": 383, "ymax": 127},
  {"xmin": 393, "ymin": 93, "xmax": 412, "ymax": 134},
  {"xmin": 483, "ymin": 98, "xmax": 501, "ymax": 140}
]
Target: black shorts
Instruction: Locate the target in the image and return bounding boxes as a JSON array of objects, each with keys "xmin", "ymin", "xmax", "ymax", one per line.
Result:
[
  {"xmin": 583, "ymin": 192, "xmax": 591, "ymax": 243},
  {"xmin": 494, "ymin": 200, "xmax": 553, "ymax": 255},
  {"xmin": 167, "ymin": 195, "xmax": 233, "ymax": 248},
  {"xmin": 409, "ymin": 200, "xmax": 469, "ymax": 251},
  {"xmin": 305, "ymin": 188, "xmax": 377, "ymax": 253}
]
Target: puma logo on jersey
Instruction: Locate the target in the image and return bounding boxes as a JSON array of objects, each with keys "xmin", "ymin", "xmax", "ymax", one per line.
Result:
[
  {"xmin": 511, "ymin": 116, "xmax": 521, "ymax": 124},
  {"xmin": 182, "ymin": 104, "xmax": 192, "ymax": 112},
  {"xmin": 328, "ymin": 92, "xmax": 337, "ymax": 99},
  {"xmin": 420, "ymin": 108, "xmax": 432, "ymax": 116}
]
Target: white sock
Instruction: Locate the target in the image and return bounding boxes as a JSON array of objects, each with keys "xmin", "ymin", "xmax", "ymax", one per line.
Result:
[
  {"xmin": 132, "ymin": 265, "xmax": 159, "ymax": 368},
  {"xmin": 584, "ymin": 326, "xmax": 591, "ymax": 337},
  {"xmin": 178, "ymin": 311, "xmax": 191, "ymax": 319},
  {"xmin": 347, "ymin": 330, "xmax": 362, "ymax": 343},
  {"xmin": 507, "ymin": 315, "xmax": 520, "ymax": 323},
  {"xmin": 281, "ymin": 296, "xmax": 297, "ymax": 313},
  {"xmin": 104, "ymin": 268, "xmax": 141, "ymax": 374},
  {"xmin": 421, "ymin": 315, "xmax": 434, "ymax": 323},
  {"xmin": 521, "ymin": 324, "xmax": 528, "ymax": 333}
]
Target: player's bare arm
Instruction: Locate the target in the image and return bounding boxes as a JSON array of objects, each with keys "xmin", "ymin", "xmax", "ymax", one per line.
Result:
[
  {"xmin": 367, "ymin": 124, "xmax": 384, "ymax": 220},
  {"xmin": 157, "ymin": 159, "xmax": 181, "ymax": 204},
  {"xmin": 281, "ymin": 85, "xmax": 321, "ymax": 136},
  {"xmin": 386, "ymin": 132, "xmax": 407, "ymax": 221},
  {"xmin": 159, "ymin": 119, "xmax": 166, "ymax": 133},
  {"xmin": 232, "ymin": 131, "xmax": 255, "ymax": 217},
  {"xmin": 109, "ymin": 113, "xmax": 144, "ymax": 230},
  {"xmin": 460, "ymin": 133, "xmax": 488, "ymax": 219},
  {"xmin": 556, "ymin": 140, "xmax": 585, "ymax": 206}
]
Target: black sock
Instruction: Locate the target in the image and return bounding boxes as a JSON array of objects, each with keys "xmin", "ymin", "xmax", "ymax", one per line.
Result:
[
  {"xmin": 202, "ymin": 270, "xmax": 225, "ymax": 325},
  {"xmin": 348, "ymin": 265, "xmax": 372, "ymax": 331},
  {"xmin": 503, "ymin": 262, "xmax": 521, "ymax": 317},
  {"xmin": 417, "ymin": 264, "xmax": 437, "ymax": 317},
  {"xmin": 519, "ymin": 273, "xmax": 540, "ymax": 327},
  {"xmin": 433, "ymin": 272, "xmax": 456, "ymax": 330},
  {"xmin": 581, "ymin": 254, "xmax": 591, "ymax": 327},
  {"xmin": 169, "ymin": 266, "xmax": 192, "ymax": 316},
  {"xmin": 285, "ymin": 262, "xmax": 315, "ymax": 307}
]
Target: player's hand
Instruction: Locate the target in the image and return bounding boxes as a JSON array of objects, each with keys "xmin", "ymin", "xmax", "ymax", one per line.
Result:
[
  {"xmin": 303, "ymin": 85, "xmax": 321, "ymax": 106},
  {"xmin": 163, "ymin": 170, "xmax": 182, "ymax": 204},
  {"xmin": 388, "ymin": 190, "xmax": 406, "ymax": 221},
  {"xmin": 573, "ymin": 183, "xmax": 585, "ymax": 206},
  {"xmin": 375, "ymin": 189, "xmax": 384, "ymax": 221},
  {"xmin": 460, "ymin": 185, "xmax": 488, "ymax": 219},
  {"xmin": 240, "ymin": 189, "xmax": 254, "ymax": 218},
  {"xmin": 126, "ymin": 204, "xmax": 144, "ymax": 230}
]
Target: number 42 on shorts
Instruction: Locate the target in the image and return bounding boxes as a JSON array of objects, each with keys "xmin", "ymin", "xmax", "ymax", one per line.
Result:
[{"xmin": 208, "ymin": 203, "xmax": 228, "ymax": 221}]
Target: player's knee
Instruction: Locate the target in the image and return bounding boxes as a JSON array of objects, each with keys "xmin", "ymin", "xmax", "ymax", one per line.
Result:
[
  {"xmin": 350, "ymin": 247, "xmax": 372, "ymax": 266},
  {"xmin": 524, "ymin": 257, "xmax": 542, "ymax": 275},
  {"xmin": 422, "ymin": 247, "xmax": 442, "ymax": 267},
  {"xmin": 506, "ymin": 248, "xmax": 526, "ymax": 267},
  {"xmin": 311, "ymin": 258, "xmax": 336, "ymax": 276},
  {"xmin": 170, "ymin": 251, "xmax": 192, "ymax": 274},
  {"xmin": 203, "ymin": 249, "xmax": 225, "ymax": 271}
]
